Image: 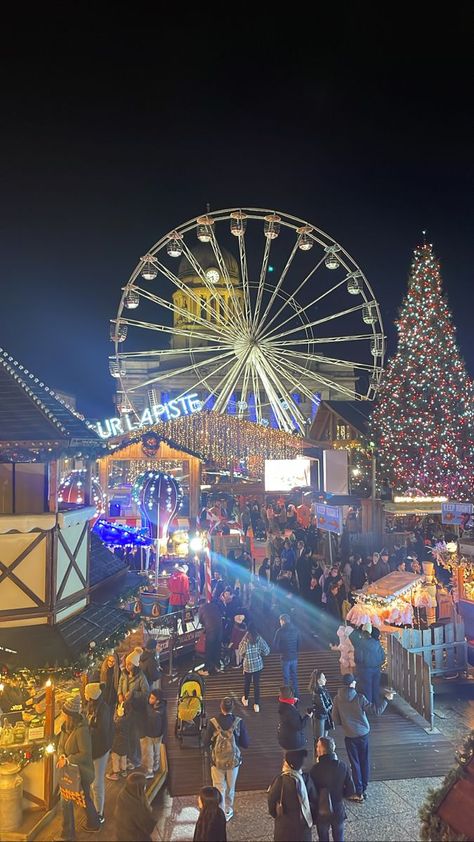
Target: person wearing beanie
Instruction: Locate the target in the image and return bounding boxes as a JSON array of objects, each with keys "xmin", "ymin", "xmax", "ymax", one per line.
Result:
[
  {"xmin": 332, "ymin": 673, "xmax": 393, "ymax": 801},
  {"xmin": 56, "ymin": 691, "xmax": 101, "ymax": 836},
  {"xmin": 139, "ymin": 638, "xmax": 162, "ymax": 690},
  {"xmin": 115, "ymin": 772, "xmax": 156, "ymax": 842},
  {"xmin": 85, "ymin": 683, "xmax": 112, "ymax": 822},
  {"xmin": 118, "ymin": 647, "xmax": 150, "ymax": 769},
  {"xmin": 277, "ymin": 685, "xmax": 312, "ymax": 751},
  {"xmin": 204, "ymin": 696, "xmax": 250, "ymax": 822},
  {"xmin": 267, "ymin": 747, "xmax": 317, "ymax": 841}
]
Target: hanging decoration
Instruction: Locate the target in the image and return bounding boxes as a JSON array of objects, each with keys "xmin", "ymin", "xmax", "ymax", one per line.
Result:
[
  {"xmin": 92, "ymin": 519, "xmax": 152, "ymax": 548},
  {"xmin": 132, "ymin": 470, "xmax": 183, "ymax": 540},
  {"xmin": 58, "ymin": 469, "xmax": 106, "ymax": 518},
  {"xmin": 141, "ymin": 431, "xmax": 161, "ymax": 458}
]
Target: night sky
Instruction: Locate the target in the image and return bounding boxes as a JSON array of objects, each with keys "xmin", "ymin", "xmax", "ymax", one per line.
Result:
[{"xmin": 1, "ymin": 10, "xmax": 472, "ymax": 419}]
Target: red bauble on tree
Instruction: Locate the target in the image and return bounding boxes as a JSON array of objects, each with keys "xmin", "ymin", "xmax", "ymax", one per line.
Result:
[{"xmin": 370, "ymin": 243, "xmax": 474, "ymax": 498}]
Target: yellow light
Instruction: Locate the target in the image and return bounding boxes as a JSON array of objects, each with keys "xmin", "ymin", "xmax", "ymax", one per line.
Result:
[
  {"xmin": 393, "ymin": 496, "xmax": 448, "ymax": 503},
  {"xmin": 45, "ymin": 743, "xmax": 55, "ymax": 754},
  {"xmin": 45, "ymin": 678, "xmax": 52, "ymax": 688},
  {"xmin": 0, "ymin": 683, "xmax": 4, "ymax": 692}
]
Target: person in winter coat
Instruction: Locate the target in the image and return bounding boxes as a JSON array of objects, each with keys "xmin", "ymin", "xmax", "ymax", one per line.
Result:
[
  {"xmin": 332, "ymin": 673, "xmax": 393, "ymax": 800},
  {"xmin": 352, "ymin": 622, "xmax": 385, "ymax": 703},
  {"xmin": 99, "ymin": 650, "xmax": 121, "ymax": 709},
  {"xmin": 308, "ymin": 670, "xmax": 333, "ymax": 746},
  {"xmin": 139, "ymin": 689, "xmax": 166, "ymax": 778},
  {"xmin": 273, "ymin": 614, "xmax": 300, "ymax": 698},
  {"xmin": 115, "ymin": 772, "xmax": 156, "ymax": 842},
  {"xmin": 118, "ymin": 648, "xmax": 150, "ymax": 768},
  {"xmin": 350, "ymin": 555, "xmax": 366, "ymax": 593},
  {"xmin": 267, "ymin": 748, "xmax": 317, "ymax": 842},
  {"xmin": 107, "ymin": 701, "xmax": 130, "ymax": 780},
  {"xmin": 167, "ymin": 564, "xmax": 190, "ymax": 612},
  {"xmin": 310, "ymin": 736, "xmax": 355, "ymax": 842},
  {"xmin": 139, "ymin": 638, "xmax": 162, "ymax": 690},
  {"xmin": 277, "ymin": 685, "xmax": 312, "ymax": 750},
  {"xmin": 238, "ymin": 622, "xmax": 270, "ymax": 713},
  {"xmin": 84, "ymin": 682, "xmax": 112, "ymax": 822},
  {"xmin": 198, "ymin": 598, "xmax": 223, "ymax": 676},
  {"xmin": 204, "ymin": 696, "xmax": 250, "ymax": 822},
  {"xmin": 193, "ymin": 785, "xmax": 227, "ymax": 842},
  {"xmin": 56, "ymin": 692, "xmax": 101, "ymax": 838}
]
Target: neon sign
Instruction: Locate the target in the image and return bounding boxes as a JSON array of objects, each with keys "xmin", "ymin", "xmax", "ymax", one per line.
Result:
[{"xmin": 96, "ymin": 392, "xmax": 202, "ymax": 439}]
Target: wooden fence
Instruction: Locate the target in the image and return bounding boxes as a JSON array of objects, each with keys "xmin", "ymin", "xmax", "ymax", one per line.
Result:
[
  {"xmin": 397, "ymin": 621, "xmax": 467, "ymax": 676},
  {"xmin": 387, "ymin": 634, "xmax": 434, "ymax": 729}
]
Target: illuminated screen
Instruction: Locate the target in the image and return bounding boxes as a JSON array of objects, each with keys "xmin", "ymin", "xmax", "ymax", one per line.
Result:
[{"xmin": 264, "ymin": 458, "xmax": 311, "ymax": 492}]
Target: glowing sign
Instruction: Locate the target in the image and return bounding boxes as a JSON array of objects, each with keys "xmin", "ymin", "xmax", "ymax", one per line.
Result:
[{"xmin": 96, "ymin": 393, "xmax": 202, "ymax": 439}]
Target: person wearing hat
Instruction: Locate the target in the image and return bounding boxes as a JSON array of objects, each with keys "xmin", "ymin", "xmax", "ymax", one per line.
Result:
[
  {"xmin": 115, "ymin": 772, "xmax": 157, "ymax": 842},
  {"xmin": 118, "ymin": 647, "xmax": 150, "ymax": 769},
  {"xmin": 56, "ymin": 691, "xmax": 101, "ymax": 837},
  {"xmin": 267, "ymin": 748, "xmax": 317, "ymax": 841},
  {"xmin": 332, "ymin": 674, "xmax": 393, "ymax": 801},
  {"xmin": 85, "ymin": 682, "xmax": 112, "ymax": 823},
  {"xmin": 167, "ymin": 563, "xmax": 190, "ymax": 613},
  {"xmin": 204, "ymin": 697, "xmax": 250, "ymax": 822},
  {"xmin": 139, "ymin": 638, "xmax": 162, "ymax": 690}
]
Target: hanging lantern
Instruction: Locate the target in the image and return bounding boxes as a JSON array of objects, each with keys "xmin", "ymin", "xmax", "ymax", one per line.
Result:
[
  {"xmin": 197, "ymin": 215, "xmax": 214, "ymax": 242},
  {"xmin": 124, "ymin": 289, "xmax": 140, "ymax": 309},
  {"xmin": 264, "ymin": 214, "xmax": 281, "ymax": 239},
  {"xmin": 371, "ymin": 336, "xmax": 383, "ymax": 357},
  {"xmin": 110, "ymin": 322, "xmax": 128, "ymax": 342},
  {"xmin": 362, "ymin": 302, "xmax": 377, "ymax": 324},
  {"xmin": 230, "ymin": 210, "xmax": 247, "ymax": 237},
  {"xmin": 132, "ymin": 470, "xmax": 183, "ymax": 541},
  {"xmin": 140, "ymin": 254, "xmax": 158, "ymax": 280},
  {"xmin": 109, "ymin": 359, "xmax": 126, "ymax": 378},
  {"xmin": 347, "ymin": 272, "xmax": 363, "ymax": 294},
  {"xmin": 58, "ymin": 470, "xmax": 106, "ymax": 520},
  {"xmin": 167, "ymin": 232, "xmax": 183, "ymax": 257},
  {"xmin": 297, "ymin": 226, "xmax": 313, "ymax": 251},
  {"xmin": 324, "ymin": 247, "xmax": 340, "ymax": 270}
]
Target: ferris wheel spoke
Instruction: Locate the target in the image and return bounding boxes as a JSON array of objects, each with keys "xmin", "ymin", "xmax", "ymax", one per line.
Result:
[
  {"xmin": 238, "ymin": 363, "xmax": 251, "ymax": 416},
  {"xmin": 179, "ymin": 240, "xmax": 238, "ymax": 326},
  {"xmin": 266, "ymin": 302, "xmax": 368, "ymax": 343},
  {"xmin": 128, "ymin": 350, "xmax": 236, "ymax": 392},
  {"xmin": 115, "ymin": 344, "xmax": 232, "ymax": 360},
  {"xmin": 164, "ymin": 356, "xmax": 236, "ymax": 409},
  {"xmin": 250, "ymin": 363, "xmax": 262, "ymax": 424},
  {"xmin": 269, "ymin": 352, "xmax": 358, "ymax": 400},
  {"xmin": 203, "ymin": 355, "xmax": 247, "ymax": 413},
  {"xmin": 214, "ymin": 354, "xmax": 249, "ymax": 414},
  {"xmin": 254, "ymin": 350, "xmax": 306, "ymax": 431},
  {"xmin": 141, "ymin": 256, "xmax": 223, "ymax": 327},
  {"xmin": 279, "ymin": 333, "xmax": 377, "ymax": 346},
  {"xmin": 133, "ymin": 285, "xmax": 236, "ymax": 342},
  {"xmin": 274, "ymin": 347, "xmax": 376, "ymax": 371},
  {"xmin": 261, "ymin": 275, "xmax": 352, "ymax": 341},
  {"xmin": 263, "ymin": 349, "xmax": 330, "ymax": 411},
  {"xmin": 253, "ymin": 359, "xmax": 293, "ymax": 431},
  {"xmin": 260, "ymin": 254, "xmax": 327, "ymax": 336},
  {"xmin": 209, "ymin": 230, "xmax": 247, "ymax": 333},
  {"xmin": 251, "ymin": 235, "xmax": 272, "ymax": 332},
  {"xmin": 256, "ymin": 240, "xmax": 300, "ymax": 337},
  {"xmin": 116, "ymin": 317, "xmax": 231, "ymax": 345}
]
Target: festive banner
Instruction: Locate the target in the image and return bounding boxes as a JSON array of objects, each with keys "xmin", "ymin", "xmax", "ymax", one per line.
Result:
[
  {"xmin": 441, "ymin": 502, "xmax": 473, "ymax": 527},
  {"xmin": 315, "ymin": 503, "xmax": 343, "ymax": 535}
]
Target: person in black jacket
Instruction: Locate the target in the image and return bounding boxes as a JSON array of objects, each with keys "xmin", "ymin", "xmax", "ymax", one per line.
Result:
[
  {"xmin": 107, "ymin": 702, "xmax": 130, "ymax": 780},
  {"xmin": 139, "ymin": 689, "xmax": 166, "ymax": 778},
  {"xmin": 204, "ymin": 697, "xmax": 250, "ymax": 822},
  {"xmin": 85, "ymin": 682, "xmax": 112, "ymax": 823},
  {"xmin": 273, "ymin": 614, "xmax": 300, "ymax": 698},
  {"xmin": 115, "ymin": 772, "xmax": 156, "ymax": 842},
  {"xmin": 352, "ymin": 622, "xmax": 385, "ymax": 703},
  {"xmin": 139, "ymin": 639, "xmax": 162, "ymax": 690},
  {"xmin": 308, "ymin": 669, "xmax": 334, "ymax": 747},
  {"xmin": 198, "ymin": 598, "xmax": 223, "ymax": 676},
  {"xmin": 277, "ymin": 685, "xmax": 312, "ymax": 750},
  {"xmin": 193, "ymin": 785, "xmax": 227, "ymax": 842},
  {"xmin": 267, "ymin": 748, "xmax": 317, "ymax": 842},
  {"xmin": 349, "ymin": 555, "xmax": 366, "ymax": 593},
  {"xmin": 310, "ymin": 736, "xmax": 355, "ymax": 842}
]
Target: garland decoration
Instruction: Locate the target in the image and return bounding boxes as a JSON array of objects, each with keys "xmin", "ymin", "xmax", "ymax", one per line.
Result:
[{"xmin": 419, "ymin": 730, "xmax": 474, "ymax": 841}]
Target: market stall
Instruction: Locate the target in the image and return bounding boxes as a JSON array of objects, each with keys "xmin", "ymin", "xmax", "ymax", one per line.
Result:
[{"xmin": 346, "ymin": 570, "xmax": 434, "ymax": 631}]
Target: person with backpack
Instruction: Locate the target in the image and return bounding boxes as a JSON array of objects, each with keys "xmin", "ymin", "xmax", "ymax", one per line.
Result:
[
  {"xmin": 204, "ymin": 696, "xmax": 250, "ymax": 822},
  {"xmin": 310, "ymin": 736, "xmax": 355, "ymax": 842},
  {"xmin": 237, "ymin": 622, "xmax": 270, "ymax": 713}
]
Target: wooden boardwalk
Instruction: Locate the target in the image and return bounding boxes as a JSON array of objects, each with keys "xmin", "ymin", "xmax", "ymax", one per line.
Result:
[{"xmin": 166, "ymin": 650, "xmax": 456, "ymax": 796}]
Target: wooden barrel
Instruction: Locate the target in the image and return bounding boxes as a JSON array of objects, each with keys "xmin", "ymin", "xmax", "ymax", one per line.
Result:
[{"xmin": 0, "ymin": 762, "xmax": 23, "ymax": 831}]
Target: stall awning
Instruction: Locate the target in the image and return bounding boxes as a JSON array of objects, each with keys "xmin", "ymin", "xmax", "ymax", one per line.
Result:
[{"xmin": 357, "ymin": 570, "xmax": 424, "ymax": 600}]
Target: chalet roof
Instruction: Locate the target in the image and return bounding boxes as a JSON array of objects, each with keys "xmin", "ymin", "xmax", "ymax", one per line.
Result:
[
  {"xmin": 89, "ymin": 532, "xmax": 128, "ymax": 587},
  {"xmin": 0, "ymin": 347, "xmax": 103, "ymax": 455},
  {"xmin": 324, "ymin": 400, "xmax": 370, "ymax": 436}
]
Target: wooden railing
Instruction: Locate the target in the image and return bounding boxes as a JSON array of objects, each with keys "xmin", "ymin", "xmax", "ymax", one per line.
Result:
[
  {"xmin": 387, "ymin": 634, "xmax": 434, "ymax": 729},
  {"xmin": 396, "ymin": 621, "xmax": 467, "ymax": 675}
]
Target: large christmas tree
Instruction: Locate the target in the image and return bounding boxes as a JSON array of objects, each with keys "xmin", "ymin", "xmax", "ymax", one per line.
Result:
[{"xmin": 370, "ymin": 243, "xmax": 474, "ymax": 498}]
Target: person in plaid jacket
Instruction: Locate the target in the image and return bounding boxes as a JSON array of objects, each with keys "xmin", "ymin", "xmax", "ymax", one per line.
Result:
[{"xmin": 237, "ymin": 622, "xmax": 270, "ymax": 713}]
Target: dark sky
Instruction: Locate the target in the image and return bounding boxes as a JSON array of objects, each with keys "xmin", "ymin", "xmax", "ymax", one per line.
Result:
[{"xmin": 1, "ymin": 9, "xmax": 473, "ymax": 419}]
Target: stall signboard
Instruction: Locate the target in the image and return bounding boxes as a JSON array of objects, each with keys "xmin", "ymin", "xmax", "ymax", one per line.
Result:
[
  {"xmin": 441, "ymin": 502, "xmax": 473, "ymax": 527},
  {"xmin": 264, "ymin": 458, "xmax": 311, "ymax": 492},
  {"xmin": 316, "ymin": 503, "xmax": 343, "ymax": 535}
]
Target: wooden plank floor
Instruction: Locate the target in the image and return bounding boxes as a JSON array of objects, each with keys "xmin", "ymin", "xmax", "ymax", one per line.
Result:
[{"xmin": 165, "ymin": 651, "xmax": 455, "ymax": 796}]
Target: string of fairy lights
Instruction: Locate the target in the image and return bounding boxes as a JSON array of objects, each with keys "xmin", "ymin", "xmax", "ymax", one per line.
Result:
[{"xmin": 370, "ymin": 243, "xmax": 474, "ymax": 497}]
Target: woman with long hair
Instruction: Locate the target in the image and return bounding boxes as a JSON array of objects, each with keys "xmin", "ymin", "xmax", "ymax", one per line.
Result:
[
  {"xmin": 115, "ymin": 771, "xmax": 156, "ymax": 842},
  {"xmin": 307, "ymin": 669, "xmax": 334, "ymax": 748},
  {"xmin": 237, "ymin": 622, "xmax": 270, "ymax": 713},
  {"xmin": 193, "ymin": 785, "xmax": 227, "ymax": 841}
]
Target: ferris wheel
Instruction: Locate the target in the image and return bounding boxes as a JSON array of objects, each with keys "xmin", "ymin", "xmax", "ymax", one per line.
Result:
[{"xmin": 110, "ymin": 208, "xmax": 385, "ymax": 435}]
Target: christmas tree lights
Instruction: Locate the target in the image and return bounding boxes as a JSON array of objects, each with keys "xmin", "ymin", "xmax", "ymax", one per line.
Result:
[{"xmin": 370, "ymin": 244, "xmax": 474, "ymax": 498}]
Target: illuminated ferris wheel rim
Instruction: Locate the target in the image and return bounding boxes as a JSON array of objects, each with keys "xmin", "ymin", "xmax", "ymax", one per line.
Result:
[{"xmin": 111, "ymin": 207, "xmax": 385, "ymax": 433}]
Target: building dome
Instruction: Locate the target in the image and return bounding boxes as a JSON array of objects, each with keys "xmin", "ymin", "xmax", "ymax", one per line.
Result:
[{"xmin": 177, "ymin": 243, "xmax": 240, "ymax": 284}]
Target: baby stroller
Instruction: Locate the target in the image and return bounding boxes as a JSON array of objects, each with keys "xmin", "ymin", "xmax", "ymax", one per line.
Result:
[{"xmin": 175, "ymin": 672, "xmax": 206, "ymax": 746}]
